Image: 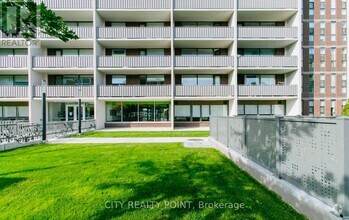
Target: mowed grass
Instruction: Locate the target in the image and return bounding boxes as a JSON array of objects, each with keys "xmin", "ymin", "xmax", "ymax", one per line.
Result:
[
  {"xmin": 0, "ymin": 143, "xmax": 306, "ymax": 220},
  {"xmin": 71, "ymin": 131, "xmax": 210, "ymax": 138}
]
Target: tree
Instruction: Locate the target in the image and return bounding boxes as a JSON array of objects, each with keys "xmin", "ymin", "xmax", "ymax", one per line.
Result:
[
  {"xmin": 343, "ymin": 99, "xmax": 349, "ymax": 116},
  {"xmin": 0, "ymin": 0, "xmax": 78, "ymax": 42}
]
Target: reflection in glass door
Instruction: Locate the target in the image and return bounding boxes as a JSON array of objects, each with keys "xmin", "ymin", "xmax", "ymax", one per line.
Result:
[{"xmin": 66, "ymin": 104, "xmax": 85, "ymax": 121}]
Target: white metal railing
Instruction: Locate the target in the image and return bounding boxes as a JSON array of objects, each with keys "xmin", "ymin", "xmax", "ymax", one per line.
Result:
[
  {"xmin": 34, "ymin": 0, "xmax": 92, "ymax": 9},
  {"xmin": 0, "ymin": 86, "xmax": 28, "ymax": 98},
  {"xmin": 98, "ymin": 27, "xmax": 171, "ymax": 39},
  {"xmin": 98, "ymin": 56, "xmax": 171, "ymax": 68},
  {"xmin": 33, "ymin": 56, "xmax": 93, "ymax": 68},
  {"xmin": 175, "ymin": 56, "xmax": 233, "ymax": 67},
  {"xmin": 175, "ymin": 27, "xmax": 234, "ymax": 38},
  {"xmin": 238, "ymin": 56, "xmax": 298, "ymax": 68},
  {"xmin": 238, "ymin": 85, "xmax": 298, "ymax": 96},
  {"xmin": 0, "ymin": 57, "xmax": 28, "ymax": 68},
  {"xmin": 99, "ymin": 85, "xmax": 171, "ymax": 97},
  {"xmin": 238, "ymin": 0, "xmax": 297, "ymax": 9},
  {"xmin": 34, "ymin": 86, "xmax": 94, "ymax": 98},
  {"xmin": 238, "ymin": 27, "xmax": 298, "ymax": 38},
  {"xmin": 175, "ymin": 85, "xmax": 234, "ymax": 97},
  {"xmin": 97, "ymin": 0, "xmax": 171, "ymax": 9},
  {"xmin": 39, "ymin": 27, "xmax": 94, "ymax": 39},
  {"xmin": 175, "ymin": 0, "xmax": 234, "ymax": 9}
]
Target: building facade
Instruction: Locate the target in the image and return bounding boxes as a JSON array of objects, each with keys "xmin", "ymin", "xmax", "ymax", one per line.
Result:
[
  {"xmin": 0, "ymin": 0, "xmax": 304, "ymax": 129},
  {"xmin": 302, "ymin": 0, "xmax": 349, "ymax": 116}
]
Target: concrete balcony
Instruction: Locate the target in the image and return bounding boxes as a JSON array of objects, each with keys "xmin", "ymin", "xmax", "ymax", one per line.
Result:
[
  {"xmin": 32, "ymin": 56, "xmax": 94, "ymax": 69},
  {"xmin": 0, "ymin": 86, "xmax": 28, "ymax": 98},
  {"xmin": 99, "ymin": 85, "xmax": 171, "ymax": 97},
  {"xmin": 98, "ymin": 56, "xmax": 171, "ymax": 68},
  {"xmin": 175, "ymin": 56, "xmax": 233, "ymax": 68},
  {"xmin": 175, "ymin": 27, "xmax": 234, "ymax": 39},
  {"xmin": 238, "ymin": 0, "xmax": 297, "ymax": 9},
  {"xmin": 238, "ymin": 27, "xmax": 298, "ymax": 39},
  {"xmin": 238, "ymin": 56, "xmax": 298, "ymax": 68},
  {"xmin": 175, "ymin": 85, "xmax": 234, "ymax": 97},
  {"xmin": 0, "ymin": 57, "xmax": 28, "ymax": 68},
  {"xmin": 97, "ymin": 0, "xmax": 171, "ymax": 9},
  {"xmin": 238, "ymin": 85, "xmax": 298, "ymax": 97},
  {"xmin": 34, "ymin": 86, "xmax": 94, "ymax": 98},
  {"xmin": 174, "ymin": 0, "xmax": 234, "ymax": 9},
  {"xmin": 39, "ymin": 28, "xmax": 94, "ymax": 39},
  {"xmin": 98, "ymin": 27, "xmax": 171, "ymax": 39},
  {"xmin": 35, "ymin": 0, "xmax": 92, "ymax": 9}
]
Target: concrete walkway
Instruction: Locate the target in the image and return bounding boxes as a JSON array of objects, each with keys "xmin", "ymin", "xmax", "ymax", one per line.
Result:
[{"xmin": 49, "ymin": 137, "xmax": 211, "ymax": 147}]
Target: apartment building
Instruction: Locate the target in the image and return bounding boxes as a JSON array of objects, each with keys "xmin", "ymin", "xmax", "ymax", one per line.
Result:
[
  {"xmin": 0, "ymin": 0, "xmax": 302, "ymax": 129},
  {"xmin": 302, "ymin": 0, "xmax": 349, "ymax": 116}
]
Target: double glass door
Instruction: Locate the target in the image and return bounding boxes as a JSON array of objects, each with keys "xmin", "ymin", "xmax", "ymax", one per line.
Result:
[{"xmin": 66, "ymin": 104, "xmax": 85, "ymax": 121}]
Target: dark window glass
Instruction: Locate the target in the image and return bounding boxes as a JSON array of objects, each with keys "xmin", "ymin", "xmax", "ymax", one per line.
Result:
[
  {"xmin": 139, "ymin": 103, "xmax": 154, "ymax": 121},
  {"xmin": 123, "ymin": 102, "xmax": 138, "ymax": 122}
]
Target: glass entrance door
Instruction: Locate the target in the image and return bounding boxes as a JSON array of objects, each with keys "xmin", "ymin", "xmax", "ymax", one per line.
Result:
[{"xmin": 66, "ymin": 104, "xmax": 85, "ymax": 121}]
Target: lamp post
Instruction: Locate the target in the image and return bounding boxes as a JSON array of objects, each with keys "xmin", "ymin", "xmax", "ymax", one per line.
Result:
[
  {"xmin": 78, "ymin": 87, "xmax": 82, "ymax": 134},
  {"xmin": 42, "ymin": 80, "xmax": 47, "ymax": 141}
]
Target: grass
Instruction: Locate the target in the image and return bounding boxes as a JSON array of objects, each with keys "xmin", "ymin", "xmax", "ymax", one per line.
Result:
[
  {"xmin": 71, "ymin": 131, "xmax": 210, "ymax": 138},
  {"xmin": 0, "ymin": 143, "xmax": 306, "ymax": 220}
]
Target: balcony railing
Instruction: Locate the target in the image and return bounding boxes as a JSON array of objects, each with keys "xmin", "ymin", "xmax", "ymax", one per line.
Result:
[
  {"xmin": 98, "ymin": 27, "xmax": 171, "ymax": 39},
  {"xmin": 0, "ymin": 56, "xmax": 28, "ymax": 68},
  {"xmin": 97, "ymin": 0, "xmax": 171, "ymax": 9},
  {"xmin": 176, "ymin": 85, "xmax": 234, "ymax": 97},
  {"xmin": 238, "ymin": 56, "xmax": 298, "ymax": 68},
  {"xmin": 99, "ymin": 85, "xmax": 171, "ymax": 97},
  {"xmin": 238, "ymin": 0, "xmax": 297, "ymax": 9},
  {"xmin": 0, "ymin": 86, "xmax": 28, "ymax": 98},
  {"xmin": 175, "ymin": 0, "xmax": 234, "ymax": 9},
  {"xmin": 33, "ymin": 56, "xmax": 94, "ymax": 68},
  {"xmin": 175, "ymin": 56, "xmax": 233, "ymax": 67},
  {"xmin": 39, "ymin": 27, "xmax": 94, "ymax": 39},
  {"xmin": 238, "ymin": 27, "xmax": 298, "ymax": 39},
  {"xmin": 34, "ymin": 86, "xmax": 94, "ymax": 98},
  {"xmin": 238, "ymin": 85, "xmax": 298, "ymax": 97},
  {"xmin": 175, "ymin": 27, "xmax": 234, "ymax": 38},
  {"xmin": 35, "ymin": 0, "xmax": 92, "ymax": 9},
  {"xmin": 98, "ymin": 56, "xmax": 171, "ymax": 68}
]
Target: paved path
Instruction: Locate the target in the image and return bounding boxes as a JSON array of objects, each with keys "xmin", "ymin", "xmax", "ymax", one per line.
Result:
[{"xmin": 49, "ymin": 137, "xmax": 211, "ymax": 148}]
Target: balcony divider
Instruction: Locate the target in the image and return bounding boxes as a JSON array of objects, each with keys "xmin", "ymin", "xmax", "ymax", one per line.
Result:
[
  {"xmin": 175, "ymin": 85, "xmax": 234, "ymax": 97},
  {"xmin": 33, "ymin": 56, "xmax": 94, "ymax": 68},
  {"xmin": 98, "ymin": 27, "xmax": 171, "ymax": 39},
  {"xmin": 175, "ymin": 27, "xmax": 234, "ymax": 38},
  {"xmin": 238, "ymin": 85, "xmax": 298, "ymax": 96},
  {"xmin": 99, "ymin": 85, "xmax": 171, "ymax": 97},
  {"xmin": 98, "ymin": 56, "xmax": 171, "ymax": 68},
  {"xmin": 0, "ymin": 86, "xmax": 28, "ymax": 98},
  {"xmin": 34, "ymin": 86, "xmax": 94, "ymax": 98},
  {"xmin": 0, "ymin": 57, "xmax": 28, "ymax": 68}
]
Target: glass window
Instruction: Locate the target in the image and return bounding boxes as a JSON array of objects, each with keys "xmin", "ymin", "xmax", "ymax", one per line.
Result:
[
  {"xmin": 198, "ymin": 49, "xmax": 214, "ymax": 56},
  {"xmin": 245, "ymin": 105, "xmax": 258, "ymax": 115},
  {"xmin": 17, "ymin": 106, "xmax": 29, "ymax": 117},
  {"xmin": 14, "ymin": 49, "xmax": 27, "ymax": 56},
  {"xmin": 260, "ymin": 49, "xmax": 275, "ymax": 56},
  {"xmin": 111, "ymin": 22, "xmax": 126, "ymax": 27},
  {"xmin": 260, "ymin": 75, "xmax": 276, "ymax": 85},
  {"xmin": 0, "ymin": 106, "xmax": 2, "ymax": 118},
  {"xmin": 112, "ymin": 49, "xmax": 126, "ymax": 56},
  {"xmin": 78, "ymin": 22, "xmax": 93, "ymax": 27},
  {"xmin": 80, "ymin": 76, "xmax": 93, "ymax": 85},
  {"xmin": 259, "ymin": 105, "xmax": 272, "ymax": 115},
  {"xmin": 63, "ymin": 49, "xmax": 79, "ymax": 56},
  {"xmin": 3, "ymin": 106, "xmax": 16, "ymax": 118},
  {"xmin": 147, "ymin": 22, "xmax": 164, "ymax": 27},
  {"xmin": 63, "ymin": 76, "xmax": 79, "ymax": 85},
  {"xmin": 123, "ymin": 102, "xmax": 138, "ymax": 122},
  {"xmin": 198, "ymin": 75, "xmax": 213, "ymax": 85},
  {"xmin": 155, "ymin": 103, "xmax": 169, "ymax": 121},
  {"xmin": 107, "ymin": 103, "xmax": 122, "ymax": 122},
  {"xmin": 79, "ymin": 49, "xmax": 93, "ymax": 56},
  {"xmin": 181, "ymin": 22, "xmax": 197, "ymax": 27},
  {"xmin": 14, "ymin": 75, "xmax": 28, "ymax": 86},
  {"xmin": 192, "ymin": 105, "xmax": 201, "ymax": 121},
  {"xmin": 214, "ymin": 75, "xmax": 221, "ymax": 85},
  {"xmin": 238, "ymin": 105, "xmax": 245, "ymax": 115},
  {"xmin": 197, "ymin": 22, "xmax": 213, "ymax": 26},
  {"xmin": 175, "ymin": 105, "xmax": 191, "ymax": 121},
  {"xmin": 147, "ymin": 49, "xmax": 164, "ymax": 56},
  {"xmin": 245, "ymin": 75, "xmax": 259, "ymax": 85},
  {"xmin": 182, "ymin": 49, "xmax": 197, "ymax": 56},
  {"xmin": 146, "ymin": 75, "xmax": 165, "ymax": 85},
  {"xmin": 0, "ymin": 49, "xmax": 14, "ymax": 56},
  {"xmin": 211, "ymin": 105, "xmax": 227, "ymax": 116},
  {"xmin": 202, "ymin": 105, "xmax": 210, "ymax": 121},
  {"xmin": 139, "ymin": 103, "xmax": 155, "ymax": 121},
  {"xmin": 182, "ymin": 75, "xmax": 197, "ymax": 85},
  {"xmin": 112, "ymin": 75, "xmax": 126, "ymax": 85},
  {"xmin": 244, "ymin": 49, "xmax": 259, "ymax": 56},
  {"xmin": 0, "ymin": 76, "xmax": 14, "ymax": 85}
]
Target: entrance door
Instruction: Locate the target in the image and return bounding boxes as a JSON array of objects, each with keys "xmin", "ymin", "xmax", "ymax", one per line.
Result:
[{"xmin": 66, "ymin": 104, "xmax": 85, "ymax": 121}]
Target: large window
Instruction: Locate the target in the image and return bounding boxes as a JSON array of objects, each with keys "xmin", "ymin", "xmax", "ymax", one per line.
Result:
[
  {"xmin": 174, "ymin": 103, "xmax": 228, "ymax": 122},
  {"xmin": 112, "ymin": 75, "xmax": 126, "ymax": 85},
  {"xmin": 50, "ymin": 75, "xmax": 93, "ymax": 85},
  {"xmin": 238, "ymin": 101, "xmax": 286, "ymax": 116},
  {"xmin": 0, "ymin": 49, "xmax": 27, "ymax": 56},
  {"xmin": 241, "ymin": 75, "xmax": 279, "ymax": 85},
  {"xmin": 48, "ymin": 49, "xmax": 93, "ymax": 56},
  {"xmin": 0, "ymin": 75, "xmax": 28, "ymax": 86},
  {"xmin": 0, "ymin": 104, "xmax": 29, "ymax": 121},
  {"xmin": 140, "ymin": 75, "xmax": 165, "ymax": 85},
  {"xmin": 181, "ymin": 49, "xmax": 223, "ymax": 56},
  {"xmin": 181, "ymin": 75, "xmax": 221, "ymax": 86},
  {"xmin": 106, "ymin": 102, "xmax": 170, "ymax": 122}
]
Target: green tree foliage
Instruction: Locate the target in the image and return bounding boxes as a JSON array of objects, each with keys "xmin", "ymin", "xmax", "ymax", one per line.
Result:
[
  {"xmin": 0, "ymin": 0, "xmax": 78, "ymax": 42},
  {"xmin": 343, "ymin": 99, "xmax": 349, "ymax": 116}
]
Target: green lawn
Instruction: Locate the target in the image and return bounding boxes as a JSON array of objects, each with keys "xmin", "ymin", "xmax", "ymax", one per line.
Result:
[
  {"xmin": 0, "ymin": 143, "xmax": 306, "ymax": 220},
  {"xmin": 71, "ymin": 131, "xmax": 210, "ymax": 138}
]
